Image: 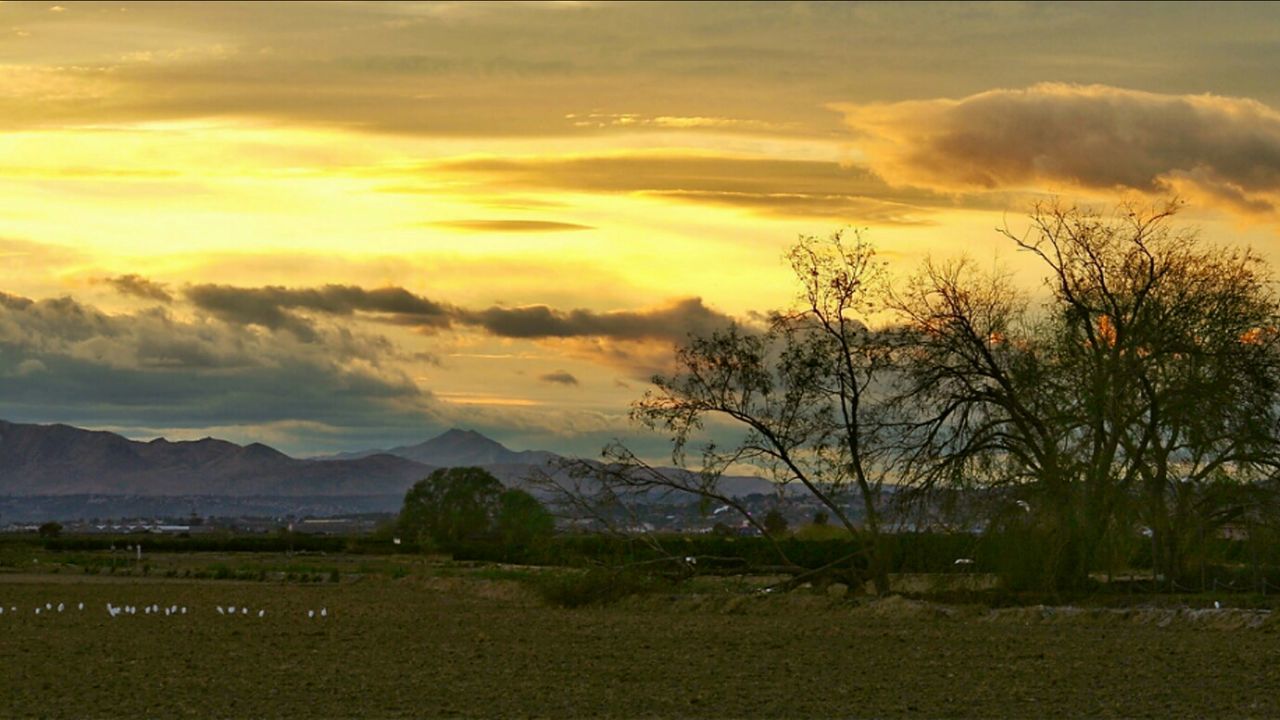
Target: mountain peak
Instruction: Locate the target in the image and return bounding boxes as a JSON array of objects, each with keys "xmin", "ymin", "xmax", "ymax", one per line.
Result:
[
  {"xmin": 381, "ymin": 428, "xmax": 546, "ymax": 467},
  {"xmin": 430, "ymin": 428, "xmax": 503, "ymax": 446}
]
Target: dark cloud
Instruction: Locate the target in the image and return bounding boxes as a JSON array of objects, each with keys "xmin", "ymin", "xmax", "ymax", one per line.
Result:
[
  {"xmin": 538, "ymin": 370, "xmax": 579, "ymax": 386},
  {"xmin": 457, "ymin": 297, "xmax": 734, "ymax": 344},
  {"xmin": 0, "ymin": 286, "xmax": 745, "ymax": 457},
  {"xmin": 182, "ymin": 282, "xmax": 737, "ymax": 346},
  {"xmin": 836, "ymin": 83, "xmax": 1280, "ymax": 215},
  {"xmin": 0, "ymin": 292, "xmax": 34, "ymax": 311},
  {"xmin": 184, "ymin": 283, "xmax": 454, "ymax": 340},
  {"xmin": 103, "ymin": 274, "xmax": 173, "ymax": 302},
  {"xmin": 0, "ymin": 291, "xmax": 438, "ymax": 439},
  {"xmin": 425, "ymin": 219, "xmax": 594, "ymax": 232}
]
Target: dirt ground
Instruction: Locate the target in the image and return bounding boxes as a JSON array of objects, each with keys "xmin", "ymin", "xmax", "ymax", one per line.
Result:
[{"xmin": 1, "ymin": 573, "xmax": 1278, "ymax": 718}]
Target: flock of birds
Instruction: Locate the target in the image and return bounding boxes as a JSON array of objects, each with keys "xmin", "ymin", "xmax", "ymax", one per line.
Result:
[{"xmin": 0, "ymin": 601, "xmax": 330, "ymax": 619}]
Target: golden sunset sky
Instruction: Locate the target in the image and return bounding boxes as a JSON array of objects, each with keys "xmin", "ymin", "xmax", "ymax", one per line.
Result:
[{"xmin": 4, "ymin": 1, "xmax": 1280, "ymax": 456}]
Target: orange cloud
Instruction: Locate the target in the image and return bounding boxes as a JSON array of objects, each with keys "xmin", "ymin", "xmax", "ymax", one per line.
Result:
[{"xmin": 834, "ymin": 84, "xmax": 1280, "ymax": 216}]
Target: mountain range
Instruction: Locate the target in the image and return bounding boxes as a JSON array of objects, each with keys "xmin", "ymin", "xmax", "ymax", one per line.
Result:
[
  {"xmin": 0, "ymin": 420, "xmax": 775, "ymax": 518},
  {"xmin": 0, "ymin": 419, "xmax": 431, "ymax": 496}
]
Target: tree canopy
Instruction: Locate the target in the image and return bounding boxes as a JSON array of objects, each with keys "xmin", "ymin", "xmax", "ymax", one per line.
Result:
[{"xmin": 399, "ymin": 467, "xmax": 554, "ymax": 552}]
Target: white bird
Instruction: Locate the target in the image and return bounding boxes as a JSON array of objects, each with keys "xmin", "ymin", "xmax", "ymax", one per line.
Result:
[
  {"xmin": 1015, "ymin": 500, "xmax": 1031, "ymax": 512},
  {"xmin": 35, "ymin": 607, "xmax": 41, "ymax": 615},
  {"xmin": 954, "ymin": 558, "xmax": 975, "ymax": 566},
  {"xmin": 164, "ymin": 608, "xmax": 171, "ymax": 616},
  {"xmin": 1214, "ymin": 601, "xmax": 1222, "ymax": 610},
  {"xmin": 78, "ymin": 602, "xmax": 84, "ymax": 611},
  {"xmin": 0, "ymin": 607, "xmax": 5, "ymax": 615},
  {"xmin": 228, "ymin": 606, "xmax": 236, "ymax": 614},
  {"xmin": 45, "ymin": 602, "xmax": 52, "ymax": 610},
  {"xmin": 307, "ymin": 610, "xmax": 315, "ymax": 618},
  {"xmin": 181, "ymin": 607, "xmax": 188, "ymax": 615},
  {"xmin": 216, "ymin": 606, "xmax": 225, "ymax": 615},
  {"xmin": 57, "ymin": 603, "xmax": 64, "ymax": 612},
  {"xmin": 320, "ymin": 608, "xmax": 327, "ymax": 617},
  {"xmin": 258, "ymin": 610, "xmax": 265, "ymax": 618}
]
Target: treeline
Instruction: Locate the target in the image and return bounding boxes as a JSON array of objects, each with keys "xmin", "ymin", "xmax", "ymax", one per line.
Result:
[
  {"xmin": 30, "ymin": 534, "xmax": 409, "ymax": 555},
  {"xmin": 449, "ymin": 531, "xmax": 1280, "ymax": 589}
]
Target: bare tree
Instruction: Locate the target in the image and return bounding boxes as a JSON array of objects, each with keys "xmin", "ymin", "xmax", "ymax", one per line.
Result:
[
  {"xmin": 533, "ymin": 231, "xmax": 895, "ymax": 591},
  {"xmin": 891, "ymin": 199, "xmax": 1280, "ymax": 590},
  {"xmin": 622, "ymin": 230, "xmax": 896, "ymax": 593}
]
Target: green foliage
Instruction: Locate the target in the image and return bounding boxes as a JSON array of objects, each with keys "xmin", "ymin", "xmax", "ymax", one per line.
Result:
[
  {"xmin": 399, "ymin": 467, "xmax": 506, "ymax": 548},
  {"xmin": 38, "ymin": 521, "xmax": 63, "ymax": 539},
  {"xmin": 398, "ymin": 467, "xmax": 554, "ymax": 556},
  {"xmin": 496, "ymin": 488, "xmax": 555, "ymax": 550}
]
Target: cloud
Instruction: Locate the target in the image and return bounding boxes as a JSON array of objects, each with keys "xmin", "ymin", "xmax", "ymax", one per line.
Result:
[
  {"xmin": 833, "ymin": 83, "xmax": 1280, "ymax": 215},
  {"xmin": 538, "ymin": 370, "xmax": 579, "ymax": 386},
  {"xmin": 0, "ymin": 291, "xmax": 34, "ymax": 311},
  {"xmin": 0, "ymin": 291, "xmax": 439, "ymax": 436},
  {"xmin": 184, "ymin": 283, "xmax": 454, "ymax": 340},
  {"xmin": 102, "ymin": 274, "xmax": 173, "ymax": 302},
  {"xmin": 425, "ymin": 219, "xmax": 594, "ymax": 232},
  {"xmin": 424, "ymin": 153, "xmax": 972, "ymax": 223},
  {"xmin": 174, "ymin": 280, "xmax": 742, "ymax": 379},
  {"xmin": 456, "ymin": 297, "xmax": 734, "ymax": 344},
  {"xmin": 183, "ymin": 281, "xmax": 738, "ymax": 346},
  {"xmin": 565, "ymin": 111, "xmax": 786, "ymax": 132}
]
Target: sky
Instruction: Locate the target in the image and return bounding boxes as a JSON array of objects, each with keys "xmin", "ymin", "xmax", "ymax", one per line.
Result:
[{"xmin": 3, "ymin": 0, "xmax": 1280, "ymax": 459}]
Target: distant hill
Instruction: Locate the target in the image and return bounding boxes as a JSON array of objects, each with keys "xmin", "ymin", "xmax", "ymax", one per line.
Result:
[
  {"xmin": 0, "ymin": 419, "xmax": 433, "ymax": 496},
  {"xmin": 0, "ymin": 420, "xmax": 778, "ymax": 521},
  {"xmin": 326, "ymin": 428, "xmax": 777, "ymax": 498},
  {"xmin": 326, "ymin": 428, "xmax": 558, "ymax": 467}
]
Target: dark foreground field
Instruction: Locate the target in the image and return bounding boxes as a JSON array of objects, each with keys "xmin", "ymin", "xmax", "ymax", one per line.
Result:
[{"xmin": 2, "ymin": 570, "xmax": 1279, "ymax": 718}]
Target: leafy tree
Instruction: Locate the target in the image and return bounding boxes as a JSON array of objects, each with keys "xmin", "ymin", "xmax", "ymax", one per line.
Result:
[
  {"xmin": 496, "ymin": 487, "xmax": 555, "ymax": 549},
  {"xmin": 399, "ymin": 467, "xmax": 555, "ymax": 555},
  {"xmin": 38, "ymin": 521, "xmax": 62, "ymax": 539}
]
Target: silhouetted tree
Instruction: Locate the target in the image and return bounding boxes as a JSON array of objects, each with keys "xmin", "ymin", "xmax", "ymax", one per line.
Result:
[
  {"xmin": 891, "ymin": 199, "xmax": 1280, "ymax": 590},
  {"xmin": 564, "ymin": 230, "xmax": 896, "ymax": 593}
]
